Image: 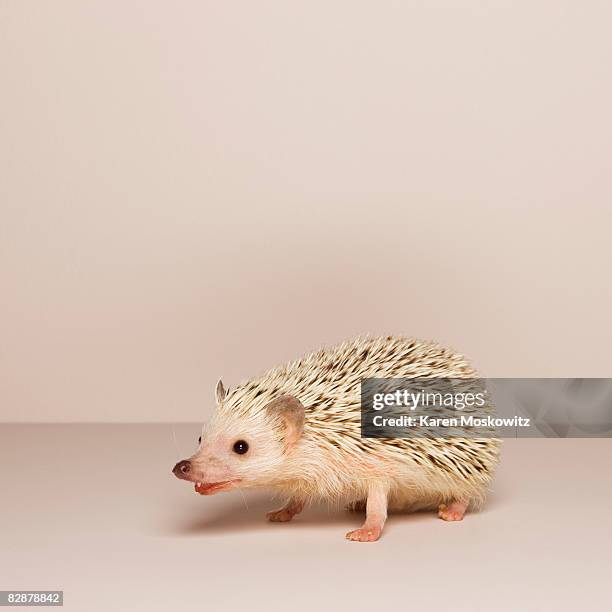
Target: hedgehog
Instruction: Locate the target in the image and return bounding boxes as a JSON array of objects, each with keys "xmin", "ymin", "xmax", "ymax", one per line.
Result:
[{"xmin": 172, "ymin": 336, "xmax": 501, "ymax": 542}]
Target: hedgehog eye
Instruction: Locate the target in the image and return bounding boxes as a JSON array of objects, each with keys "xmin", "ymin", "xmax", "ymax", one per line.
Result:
[
  {"xmin": 233, "ymin": 440, "xmax": 249, "ymax": 455},
  {"xmin": 198, "ymin": 436, "xmax": 202, "ymax": 445}
]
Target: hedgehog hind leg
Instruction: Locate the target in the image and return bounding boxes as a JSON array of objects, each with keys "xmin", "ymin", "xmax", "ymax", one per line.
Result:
[{"xmin": 438, "ymin": 499, "xmax": 468, "ymax": 522}]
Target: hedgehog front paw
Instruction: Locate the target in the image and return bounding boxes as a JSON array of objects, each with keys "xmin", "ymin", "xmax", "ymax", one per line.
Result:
[
  {"xmin": 266, "ymin": 508, "xmax": 295, "ymax": 522},
  {"xmin": 266, "ymin": 499, "xmax": 304, "ymax": 523},
  {"xmin": 345, "ymin": 525, "xmax": 382, "ymax": 542},
  {"xmin": 438, "ymin": 501, "xmax": 467, "ymax": 522}
]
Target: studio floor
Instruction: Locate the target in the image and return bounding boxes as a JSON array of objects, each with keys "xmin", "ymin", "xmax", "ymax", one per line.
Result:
[{"xmin": 1, "ymin": 424, "xmax": 610, "ymax": 611}]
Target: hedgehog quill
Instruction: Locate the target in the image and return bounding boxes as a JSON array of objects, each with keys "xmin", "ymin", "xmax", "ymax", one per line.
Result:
[{"xmin": 172, "ymin": 336, "xmax": 501, "ymax": 542}]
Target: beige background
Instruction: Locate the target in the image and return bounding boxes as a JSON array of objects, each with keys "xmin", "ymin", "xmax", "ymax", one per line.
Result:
[{"xmin": 2, "ymin": 1, "xmax": 611, "ymax": 422}]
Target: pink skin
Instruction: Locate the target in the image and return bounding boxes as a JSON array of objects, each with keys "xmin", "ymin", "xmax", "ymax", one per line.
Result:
[
  {"xmin": 182, "ymin": 435, "xmax": 244, "ymax": 494},
  {"xmin": 195, "ymin": 480, "xmax": 240, "ymax": 495},
  {"xmin": 174, "ymin": 447, "xmax": 242, "ymax": 495},
  {"xmin": 346, "ymin": 483, "xmax": 388, "ymax": 542},
  {"xmin": 438, "ymin": 500, "xmax": 468, "ymax": 521},
  {"xmin": 266, "ymin": 499, "xmax": 304, "ymax": 522}
]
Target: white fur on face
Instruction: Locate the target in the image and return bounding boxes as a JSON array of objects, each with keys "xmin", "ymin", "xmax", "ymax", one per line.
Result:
[{"xmin": 189, "ymin": 409, "xmax": 287, "ymax": 488}]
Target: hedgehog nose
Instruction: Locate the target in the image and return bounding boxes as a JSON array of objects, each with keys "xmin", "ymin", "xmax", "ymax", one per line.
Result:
[{"xmin": 173, "ymin": 460, "xmax": 191, "ymax": 478}]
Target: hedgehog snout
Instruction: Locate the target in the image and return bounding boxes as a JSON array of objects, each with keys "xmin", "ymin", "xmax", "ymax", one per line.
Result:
[{"xmin": 172, "ymin": 460, "xmax": 192, "ymax": 480}]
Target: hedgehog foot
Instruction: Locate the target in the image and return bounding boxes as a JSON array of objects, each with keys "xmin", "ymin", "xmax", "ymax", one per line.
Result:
[
  {"xmin": 266, "ymin": 499, "xmax": 304, "ymax": 523},
  {"xmin": 438, "ymin": 500, "xmax": 468, "ymax": 522},
  {"xmin": 346, "ymin": 524, "xmax": 382, "ymax": 542}
]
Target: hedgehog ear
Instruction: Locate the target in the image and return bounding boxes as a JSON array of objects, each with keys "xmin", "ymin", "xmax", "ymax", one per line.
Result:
[
  {"xmin": 215, "ymin": 379, "xmax": 228, "ymax": 404},
  {"xmin": 265, "ymin": 395, "xmax": 305, "ymax": 449}
]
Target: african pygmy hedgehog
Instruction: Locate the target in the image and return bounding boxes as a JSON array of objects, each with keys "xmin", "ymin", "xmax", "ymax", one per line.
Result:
[{"xmin": 172, "ymin": 336, "xmax": 501, "ymax": 542}]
